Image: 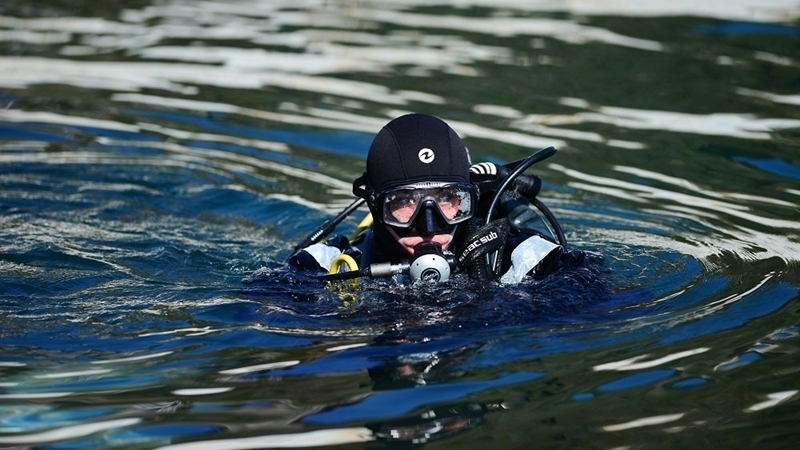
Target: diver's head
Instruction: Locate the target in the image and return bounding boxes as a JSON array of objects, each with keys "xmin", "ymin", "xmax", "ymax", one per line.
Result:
[{"xmin": 354, "ymin": 113, "xmax": 475, "ymax": 257}]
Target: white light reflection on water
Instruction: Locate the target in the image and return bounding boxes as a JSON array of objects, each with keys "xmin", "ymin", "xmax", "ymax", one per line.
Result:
[
  {"xmin": 615, "ymin": 166, "xmax": 797, "ymax": 208},
  {"xmin": 602, "ymin": 413, "xmax": 685, "ymax": 432},
  {"xmin": 552, "ymin": 164, "xmax": 800, "ymax": 228},
  {"xmin": 0, "ymin": 362, "xmax": 27, "ymax": 367},
  {"xmin": 132, "ymin": 41, "xmax": 509, "ymax": 76},
  {"xmin": 737, "ymin": 88, "xmax": 800, "ymax": 107},
  {"xmin": 0, "ymin": 109, "xmax": 140, "ymax": 133},
  {"xmin": 0, "ymin": 29, "xmax": 70, "ymax": 45},
  {"xmin": 2, "ymin": 0, "xmax": 797, "ymax": 54},
  {"xmin": 33, "ymin": 369, "xmax": 113, "ymax": 380},
  {"xmin": 477, "ymin": 96, "xmax": 800, "ymax": 148},
  {"xmin": 337, "ymin": 0, "xmax": 800, "ymax": 22},
  {"xmin": 107, "ymin": 93, "xmax": 564, "ymax": 152},
  {"xmin": 218, "ymin": 360, "xmax": 300, "ymax": 375},
  {"xmin": 744, "ymin": 390, "xmax": 798, "ymax": 412},
  {"xmin": 0, "ymin": 418, "xmax": 142, "ymax": 445},
  {"xmin": 593, "ymin": 348, "xmax": 711, "ymax": 372},
  {"xmin": 172, "ymin": 387, "xmax": 234, "ymax": 396},
  {"xmin": 0, "ymin": 106, "xmax": 355, "ymax": 211},
  {"xmin": 578, "ymin": 106, "xmax": 800, "ymax": 141},
  {"xmin": 753, "ymin": 51, "xmax": 797, "ymax": 67},
  {"xmin": 0, "ymin": 57, "xmax": 426, "ymax": 103},
  {"xmin": 348, "ymin": 8, "xmax": 664, "ymax": 51},
  {"xmin": 0, "ymin": 1, "xmax": 664, "ymax": 56},
  {"xmin": 91, "ymin": 351, "xmax": 174, "ymax": 365},
  {"xmin": 0, "ymin": 16, "xmax": 138, "ymax": 50},
  {"xmin": 2, "ymin": 0, "xmax": 797, "ymax": 160},
  {"xmin": 475, "ymin": 104, "xmax": 641, "ymax": 149},
  {"xmin": 0, "ymin": 392, "xmax": 74, "ymax": 400},
  {"xmin": 109, "ymin": 93, "xmax": 386, "ymax": 135},
  {"xmin": 554, "ymin": 98, "xmax": 800, "ymax": 141},
  {"xmin": 552, "ymin": 162, "xmax": 800, "ymax": 263},
  {"xmin": 138, "ymin": 327, "xmax": 218, "ymax": 338},
  {"xmin": 134, "ymin": 123, "xmax": 290, "ymax": 153},
  {"xmin": 152, "ymin": 428, "xmax": 375, "ymax": 450}
]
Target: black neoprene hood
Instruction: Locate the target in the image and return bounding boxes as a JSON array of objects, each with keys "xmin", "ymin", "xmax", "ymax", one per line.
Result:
[{"xmin": 365, "ymin": 113, "xmax": 471, "ymax": 193}]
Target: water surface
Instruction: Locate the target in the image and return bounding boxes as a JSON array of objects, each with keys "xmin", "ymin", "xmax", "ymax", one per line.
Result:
[{"xmin": 1, "ymin": 1, "xmax": 799, "ymax": 449}]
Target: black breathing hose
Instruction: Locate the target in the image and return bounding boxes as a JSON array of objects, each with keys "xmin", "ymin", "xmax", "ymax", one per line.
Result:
[
  {"xmin": 485, "ymin": 146, "xmax": 555, "ymax": 224},
  {"xmin": 288, "ymin": 197, "xmax": 365, "ymax": 261},
  {"xmin": 533, "ymin": 198, "xmax": 567, "ymax": 247},
  {"xmin": 483, "ymin": 146, "xmax": 562, "ymax": 277}
]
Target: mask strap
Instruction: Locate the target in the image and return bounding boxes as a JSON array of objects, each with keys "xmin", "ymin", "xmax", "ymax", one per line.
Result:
[{"xmin": 352, "ymin": 173, "xmax": 370, "ymax": 199}]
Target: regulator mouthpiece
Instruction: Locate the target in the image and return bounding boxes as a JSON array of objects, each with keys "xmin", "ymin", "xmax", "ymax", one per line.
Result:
[{"xmin": 408, "ymin": 242, "xmax": 451, "ymax": 283}]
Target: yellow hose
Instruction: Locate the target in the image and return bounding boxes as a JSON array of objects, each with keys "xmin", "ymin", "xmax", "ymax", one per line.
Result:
[
  {"xmin": 350, "ymin": 213, "xmax": 373, "ymax": 240},
  {"xmin": 328, "ymin": 253, "xmax": 359, "ymax": 274},
  {"xmin": 327, "ymin": 253, "xmax": 359, "ymax": 306}
]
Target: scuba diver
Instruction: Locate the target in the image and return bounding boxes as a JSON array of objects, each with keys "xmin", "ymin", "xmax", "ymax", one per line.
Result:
[{"xmin": 288, "ymin": 113, "xmax": 586, "ymax": 285}]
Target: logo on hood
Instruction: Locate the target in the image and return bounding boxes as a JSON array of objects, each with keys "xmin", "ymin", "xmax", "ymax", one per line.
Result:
[{"xmin": 418, "ymin": 148, "xmax": 435, "ymax": 164}]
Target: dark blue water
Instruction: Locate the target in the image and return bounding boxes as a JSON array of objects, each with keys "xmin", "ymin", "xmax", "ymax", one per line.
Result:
[{"xmin": 1, "ymin": 1, "xmax": 799, "ymax": 449}]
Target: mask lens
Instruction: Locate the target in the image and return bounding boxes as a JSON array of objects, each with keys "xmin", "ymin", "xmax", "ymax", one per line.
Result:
[
  {"xmin": 381, "ymin": 183, "xmax": 475, "ymax": 228},
  {"xmin": 386, "ymin": 192, "xmax": 418, "ymax": 224},
  {"xmin": 435, "ymin": 189, "xmax": 462, "ymax": 221}
]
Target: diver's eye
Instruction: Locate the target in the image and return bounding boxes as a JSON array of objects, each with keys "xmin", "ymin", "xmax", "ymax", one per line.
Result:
[
  {"xmin": 436, "ymin": 190, "xmax": 460, "ymax": 219},
  {"xmin": 388, "ymin": 195, "xmax": 418, "ymax": 223}
]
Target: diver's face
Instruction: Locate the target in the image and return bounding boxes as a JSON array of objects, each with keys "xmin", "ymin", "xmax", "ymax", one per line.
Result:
[{"xmin": 375, "ymin": 181, "xmax": 473, "ymax": 257}]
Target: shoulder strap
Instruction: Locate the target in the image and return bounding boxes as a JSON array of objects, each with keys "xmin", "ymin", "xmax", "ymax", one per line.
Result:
[{"xmin": 456, "ymin": 218, "xmax": 510, "ymax": 280}]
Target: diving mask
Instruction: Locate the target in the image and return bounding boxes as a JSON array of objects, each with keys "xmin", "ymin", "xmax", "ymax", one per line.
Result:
[{"xmin": 378, "ymin": 182, "xmax": 476, "ymax": 230}]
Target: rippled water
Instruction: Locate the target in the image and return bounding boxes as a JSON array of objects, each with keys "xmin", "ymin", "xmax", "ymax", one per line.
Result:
[{"xmin": 1, "ymin": 1, "xmax": 799, "ymax": 448}]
